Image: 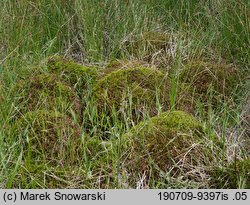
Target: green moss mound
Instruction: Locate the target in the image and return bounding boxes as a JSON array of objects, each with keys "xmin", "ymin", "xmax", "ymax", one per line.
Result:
[
  {"xmin": 93, "ymin": 67, "xmax": 169, "ymax": 117},
  {"xmin": 16, "ymin": 74, "xmax": 81, "ymax": 116},
  {"xmin": 121, "ymin": 111, "xmax": 213, "ymax": 187},
  {"xmin": 47, "ymin": 56, "xmax": 98, "ymax": 89},
  {"xmin": 180, "ymin": 61, "xmax": 240, "ymax": 97},
  {"xmin": 16, "ymin": 110, "xmax": 81, "ymax": 164}
]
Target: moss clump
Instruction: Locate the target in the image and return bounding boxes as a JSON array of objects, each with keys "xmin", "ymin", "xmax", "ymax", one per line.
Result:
[
  {"xmin": 16, "ymin": 74, "xmax": 81, "ymax": 116},
  {"xmin": 47, "ymin": 56, "xmax": 98, "ymax": 89},
  {"xmin": 121, "ymin": 111, "xmax": 212, "ymax": 187},
  {"xmin": 16, "ymin": 110, "xmax": 81, "ymax": 164},
  {"xmin": 93, "ymin": 67, "xmax": 169, "ymax": 117},
  {"xmin": 180, "ymin": 61, "xmax": 240, "ymax": 97}
]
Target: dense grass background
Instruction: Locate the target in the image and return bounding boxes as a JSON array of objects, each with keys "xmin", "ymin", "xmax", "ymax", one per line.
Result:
[
  {"xmin": 0, "ymin": 0, "xmax": 249, "ymax": 188},
  {"xmin": 1, "ymin": 0, "xmax": 249, "ymax": 64}
]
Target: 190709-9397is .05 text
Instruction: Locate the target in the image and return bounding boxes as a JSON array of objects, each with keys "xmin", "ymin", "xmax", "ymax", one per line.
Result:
[{"xmin": 158, "ymin": 191, "xmax": 248, "ymax": 201}]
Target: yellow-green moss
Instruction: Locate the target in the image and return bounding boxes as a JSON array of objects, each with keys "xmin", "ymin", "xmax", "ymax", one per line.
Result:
[
  {"xmin": 102, "ymin": 59, "xmax": 150, "ymax": 77},
  {"xmin": 16, "ymin": 110, "xmax": 81, "ymax": 164},
  {"xmin": 93, "ymin": 67, "xmax": 169, "ymax": 116},
  {"xmin": 47, "ymin": 56, "xmax": 98, "ymax": 89},
  {"xmin": 16, "ymin": 74, "xmax": 81, "ymax": 116},
  {"xmin": 121, "ymin": 111, "xmax": 212, "ymax": 187}
]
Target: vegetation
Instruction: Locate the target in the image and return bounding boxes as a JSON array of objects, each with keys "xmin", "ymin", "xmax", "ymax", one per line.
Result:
[
  {"xmin": 93, "ymin": 67, "xmax": 169, "ymax": 118},
  {"xmin": 47, "ymin": 55, "xmax": 98, "ymax": 92},
  {"xmin": 121, "ymin": 111, "xmax": 210, "ymax": 187},
  {"xmin": 15, "ymin": 110, "xmax": 81, "ymax": 164},
  {"xmin": 14, "ymin": 73, "xmax": 81, "ymax": 116},
  {"xmin": 0, "ymin": 0, "xmax": 249, "ymax": 188}
]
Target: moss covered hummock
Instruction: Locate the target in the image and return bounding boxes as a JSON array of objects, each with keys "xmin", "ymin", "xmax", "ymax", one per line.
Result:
[
  {"xmin": 47, "ymin": 56, "xmax": 98, "ymax": 90},
  {"xmin": 121, "ymin": 111, "xmax": 212, "ymax": 187},
  {"xmin": 93, "ymin": 67, "xmax": 169, "ymax": 117},
  {"xmin": 16, "ymin": 73, "xmax": 81, "ymax": 116}
]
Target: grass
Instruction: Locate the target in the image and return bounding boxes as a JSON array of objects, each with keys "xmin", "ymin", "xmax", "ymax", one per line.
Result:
[{"xmin": 0, "ymin": 0, "xmax": 249, "ymax": 188}]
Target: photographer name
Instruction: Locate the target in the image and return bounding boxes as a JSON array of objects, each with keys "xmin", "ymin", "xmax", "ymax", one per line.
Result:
[{"xmin": 20, "ymin": 191, "xmax": 106, "ymax": 201}]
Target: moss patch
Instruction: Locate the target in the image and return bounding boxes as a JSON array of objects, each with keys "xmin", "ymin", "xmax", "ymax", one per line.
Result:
[
  {"xmin": 93, "ymin": 67, "xmax": 169, "ymax": 117},
  {"xmin": 15, "ymin": 73, "xmax": 81, "ymax": 116},
  {"xmin": 121, "ymin": 111, "xmax": 212, "ymax": 187},
  {"xmin": 47, "ymin": 56, "xmax": 98, "ymax": 90},
  {"xmin": 16, "ymin": 110, "xmax": 81, "ymax": 165}
]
